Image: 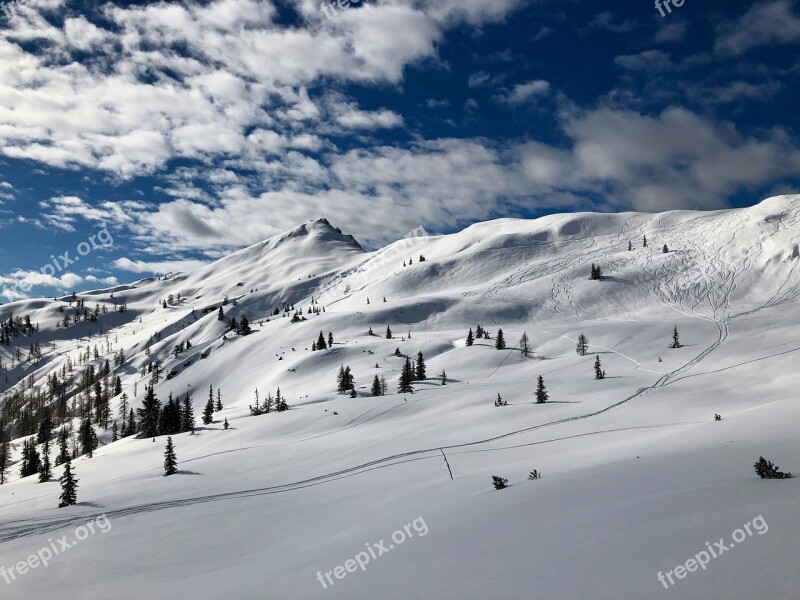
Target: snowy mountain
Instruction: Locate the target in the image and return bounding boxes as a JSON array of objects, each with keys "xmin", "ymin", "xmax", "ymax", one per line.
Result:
[{"xmin": 1, "ymin": 196, "xmax": 799, "ymax": 599}]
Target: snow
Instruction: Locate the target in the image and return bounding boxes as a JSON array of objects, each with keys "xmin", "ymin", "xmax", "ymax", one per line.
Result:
[{"xmin": 1, "ymin": 198, "xmax": 799, "ymax": 599}]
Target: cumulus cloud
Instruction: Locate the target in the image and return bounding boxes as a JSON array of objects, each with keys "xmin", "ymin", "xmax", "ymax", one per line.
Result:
[
  {"xmin": 715, "ymin": 0, "xmax": 800, "ymax": 56},
  {"xmin": 496, "ymin": 80, "xmax": 551, "ymax": 105}
]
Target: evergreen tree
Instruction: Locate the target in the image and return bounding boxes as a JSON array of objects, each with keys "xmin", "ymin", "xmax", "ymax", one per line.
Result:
[
  {"xmin": 492, "ymin": 476, "xmax": 508, "ymax": 490},
  {"xmin": 0, "ymin": 435, "xmax": 11, "ymax": 485},
  {"xmin": 754, "ymin": 456, "xmax": 792, "ymax": 479},
  {"xmin": 39, "ymin": 438, "xmax": 52, "ymax": 483},
  {"xmin": 336, "ymin": 366, "xmax": 354, "ymax": 394},
  {"xmin": 20, "ymin": 439, "xmax": 40, "ymax": 477},
  {"xmin": 663, "ymin": 244, "xmax": 669, "ymax": 253},
  {"xmin": 328, "ymin": 332, "xmax": 334, "ymax": 347},
  {"xmin": 576, "ymin": 334, "xmax": 589, "ymax": 356},
  {"xmin": 371, "ymin": 375, "xmax": 382, "ymax": 396},
  {"xmin": 163, "ymin": 437, "xmax": 178, "ymax": 476},
  {"xmin": 386, "ymin": 325, "xmax": 392, "ymax": 339},
  {"xmin": 224, "ymin": 417, "xmax": 229, "ymax": 430},
  {"xmin": 238, "ymin": 315, "xmax": 251, "ymax": 335},
  {"xmin": 671, "ymin": 325, "xmax": 681, "ymax": 349},
  {"xmin": 535, "ymin": 375, "xmax": 549, "ymax": 404},
  {"xmin": 415, "ymin": 351, "xmax": 427, "ymax": 381},
  {"xmin": 628, "ymin": 240, "xmax": 633, "ymax": 251},
  {"xmin": 215, "ymin": 390, "xmax": 223, "ymax": 412},
  {"xmin": 58, "ymin": 461, "xmax": 78, "ymax": 507},
  {"xmin": 217, "ymin": 307, "xmax": 224, "ymax": 320},
  {"xmin": 160, "ymin": 393, "xmax": 182, "ymax": 435},
  {"xmin": 643, "ymin": 234, "xmax": 648, "ymax": 247},
  {"xmin": 519, "ymin": 332, "xmax": 531, "ymax": 357},
  {"xmin": 127, "ymin": 408, "xmax": 136, "ymax": 437},
  {"xmin": 137, "ymin": 385, "xmax": 162, "ymax": 438},
  {"xmin": 476, "ymin": 325, "xmax": 484, "ymax": 338},
  {"xmin": 594, "ymin": 355, "xmax": 604, "ymax": 380},
  {"xmin": 466, "ymin": 328, "xmax": 474, "ymax": 347},
  {"xmin": 79, "ymin": 416, "xmax": 98, "ymax": 458},
  {"xmin": 202, "ymin": 388, "xmax": 215, "ymax": 425},
  {"xmin": 398, "ymin": 358, "xmax": 415, "ymax": 393},
  {"xmin": 316, "ymin": 331, "xmax": 327, "ymax": 350},
  {"xmin": 111, "ymin": 421, "xmax": 118, "ymax": 442},
  {"xmin": 495, "ymin": 329, "xmax": 506, "ymax": 350},
  {"xmin": 37, "ymin": 408, "xmax": 52, "ymax": 444},
  {"xmin": 55, "ymin": 428, "xmax": 70, "ymax": 466}
]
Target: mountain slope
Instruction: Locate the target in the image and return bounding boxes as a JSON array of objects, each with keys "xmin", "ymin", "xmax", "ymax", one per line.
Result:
[{"xmin": 0, "ymin": 197, "xmax": 799, "ymax": 600}]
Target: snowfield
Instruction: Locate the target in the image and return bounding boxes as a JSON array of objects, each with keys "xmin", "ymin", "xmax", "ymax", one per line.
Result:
[{"xmin": 1, "ymin": 196, "xmax": 799, "ymax": 599}]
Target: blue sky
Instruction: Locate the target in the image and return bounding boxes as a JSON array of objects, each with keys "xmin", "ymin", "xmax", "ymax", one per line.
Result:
[{"xmin": 1, "ymin": 0, "xmax": 799, "ymax": 301}]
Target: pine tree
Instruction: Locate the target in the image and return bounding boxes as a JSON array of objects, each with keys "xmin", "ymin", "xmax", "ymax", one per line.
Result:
[
  {"xmin": 202, "ymin": 392, "xmax": 214, "ymax": 425},
  {"xmin": 415, "ymin": 351, "xmax": 427, "ymax": 380},
  {"xmin": 328, "ymin": 332, "xmax": 334, "ymax": 347},
  {"xmin": 663, "ymin": 244, "xmax": 669, "ymax": 253},
  {"xmin": 316, "ymin": 331, "xmax": 327, "ymax": 350},
  {"xmin": 535, "ymin": 375, "xmax": 548, "ymax": 404},
  {"xmin": 594, "ymin": 355, "xmax": 604, "ymax": 380},
  {"xmin": 20, "ymin": 439, "xmax": 40, "ymax": 477},
  {"xmin": 495, "ymin": 329, "xmax": 506, "ymax": 350},
  {"xmin": 671, "ymin": 325, "xmax": 680, "ymax": 349},
  {"xmin": 127, "ymin": 408, "xmax": 136, "ymax": 437},
  {"xmin": 111, "ymin": 421, "xmax": 118, "ymax": 442},
  {"xmin": 215, "ymin": 390, "xmax": 223, "ymax": 412},
  {"xmin": 239, "ymin": 315, "xmax": 252, "ymax": 335},
  {"xmin": 754, "ymin": 456, "xmax": 792, "ymax": 479},
  {"xmin": 643, "ymin": 234, "xmax": 648, "ymax": 247},
  {"xmin": 58, "ymin": 461, "xmax": 78, "ymax": 507},
  {"xmin": 39, "ymin": 438, "xmax": 52, "ymax": 483},
  {"xmin": 0, "ymin": 435, "xmax": 11, "ymax": 485},
  {"xmin": 492, "ymin": 476, "xmax": 508, "ymax": 490},
  {"xmin": 440, "ymin": 370, "xmax": 447, "ymax": 385},
  {"xmin": 79, "ymin": 416, "xmax": 98, "ymax": 458},
  {"xmin": 386, "ymin": 326, "xmax": 392, "ymax": 339},
  {"xmin": 519, "ymin": 332, "xmax": 531, "ymax": 357},
  {"xmin": 223, "ymin": 417, "xmax": 229, "ymax": 430},
  {"xmin": 137, "ymin": 385, "xmax": 162, "ymax": 438},
  {"xmin": 217, "ymin": 307, "xmax": 224, "ymax": 320},
  {"xmin": 37, "ymin": 408, "xmax": 52, "ymax": 444},
  {"xmin": 55, "ymin": 427, "xmax": 70, "ymax": 466},
  {"xmin": 163, "ymin": 437, "xmax": 177, "ymax": 476},
  {"xmin": 398, "ymin": 358, "xmax": 415, "ymax": 393},
  {"xmin": 371, "ymin": 375, "xmax": 382, "ymax": 396},
  {"xmin": 628, "ymin": 240, "xmax": 633, "ymax": 251},
  {"xmin": 576, "ymin": 334, "xmax": 589, "ymax": 356},
  {"xmin": 466, "ymin": 328, "xmax": 474, "ymax": 347}
]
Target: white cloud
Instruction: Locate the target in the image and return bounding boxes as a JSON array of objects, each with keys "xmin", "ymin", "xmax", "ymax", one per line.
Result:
[
  {"xmin": 715, "ymin": 0, "xmax": 800, "ymax": 55},
  {"xmin": 496, "ymin": 80, "xmax": 551, "ymax": 105},
  {"xmin": 113, "ymin": 257, "xmax": 209, "ymax": 274}
]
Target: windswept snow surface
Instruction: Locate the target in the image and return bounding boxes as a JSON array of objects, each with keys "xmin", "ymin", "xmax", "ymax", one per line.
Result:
[{"xmin": 1, "ymin": 198, "xmax": 800, "ymax": 599}]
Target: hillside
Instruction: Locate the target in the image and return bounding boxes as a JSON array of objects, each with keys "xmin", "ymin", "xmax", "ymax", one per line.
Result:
[{"xmin": 1, "ymin": 196, "xmax": 799, "ymax": 599}]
